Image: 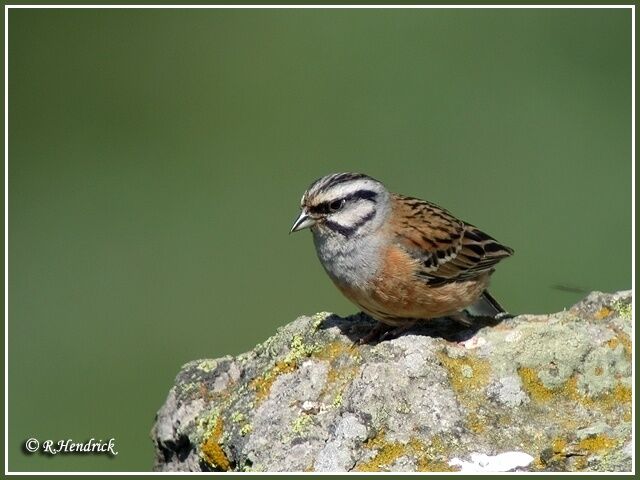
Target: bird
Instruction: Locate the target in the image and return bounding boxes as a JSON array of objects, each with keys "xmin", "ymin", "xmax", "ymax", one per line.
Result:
[{"xmin": 290, "ymin": 172, "xmax": 514, "ymax": 339}]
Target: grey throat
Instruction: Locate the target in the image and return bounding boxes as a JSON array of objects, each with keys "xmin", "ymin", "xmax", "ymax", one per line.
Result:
[{"xmin": 310, "ymin": 189, "xmax": 391, "ymax": 290}]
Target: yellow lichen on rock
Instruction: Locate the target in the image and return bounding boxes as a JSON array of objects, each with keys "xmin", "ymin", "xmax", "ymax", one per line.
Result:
[
  {"xmin": 518, "ymin": 367, "xmax": 555, "ymax": 402},
  {"xmin": 416, "ymin": 456, "xmax": 456, "ymax": 472},
  {"xmin": 467, "ymin": 412, "xmax": 486, "ymax": 434},
  {"xmin": 518, "ymin": 365, "xmax": 632, "ymax": 422},
  {"xmin": 355, "ymin": 431, "xmax": 407, "ymax": 472},
  {"xmin": 250, "ymin": 360, "xmax": 297, "ymax": 403},
  {"xmin": 200, "ymin": 417, "xmax": 231, "ymax": 471},
  {"xmin": 537, "ymin": 434, "xmax": 621, "ymax": 471},
  {"xmin": 594, "ymin": 307, "xmax": 612, "ymax": 320},
  {"xmin": 606, "ymin": 333, "xmax": 632, "ymax": 359},
  {"xmin": 313, "ymin": 339, "xmax": 358, "ymax": 362},
  {"xmin": 552, "ymin": 437, "xmax": 567, "ymax": 456},
  {"xmin": 313, "ymin": 339, "xmax": 361, "ymax": 407},
  {"xmin": 578, "ymin": 435, "xmax": 618, "ymax": 453},
  {"xmin": 438, "ymin": 351, "xmax": 494, "ymax": 436},
  {"xmin": 250, "ymin": 335, "xmax": 320, "ymax": 403},
  {"xmin": 564, "ymin": 375, "xmax": 632, "ymax": 412},
  {"xmin": 437, "ymin": 351, "xmax": 491, "ymax": 396},
  {"xmin": 413, "ymin": 437, "xmax": 457, "ymax": 472},
  {"xmin": 355, "ymin": 432, "xmax": 455, "ymax": 472}
]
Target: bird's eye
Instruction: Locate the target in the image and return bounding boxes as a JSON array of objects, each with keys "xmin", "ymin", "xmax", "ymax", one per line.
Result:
[{"xmin": 329, "ymin": 199, "xmax": 345, "ymax": 212}]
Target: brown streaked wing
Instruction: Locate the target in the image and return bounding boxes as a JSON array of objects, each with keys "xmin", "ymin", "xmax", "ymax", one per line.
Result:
[{"xmin": 391, "ymin": 194, "xmax": 514, "ymax": 286}]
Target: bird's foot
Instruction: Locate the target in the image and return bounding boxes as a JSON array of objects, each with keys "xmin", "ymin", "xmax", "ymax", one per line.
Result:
[{"xmin": 357, "ymin": 320, "xmax": 417, "ymax": 345}]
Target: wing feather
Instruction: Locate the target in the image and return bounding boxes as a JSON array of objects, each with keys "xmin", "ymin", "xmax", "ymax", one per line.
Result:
[{"xmin": 391, "ymin": 194, "xmax": 513, "ymax": 286}]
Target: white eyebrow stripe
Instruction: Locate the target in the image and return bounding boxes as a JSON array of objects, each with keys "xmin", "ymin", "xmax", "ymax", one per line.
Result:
[{"xmin": 313, "ymin": 179, "xmax": 381, "ymax": 204}]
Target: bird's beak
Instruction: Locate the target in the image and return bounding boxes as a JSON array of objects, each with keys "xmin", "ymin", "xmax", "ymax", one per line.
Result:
[{"xmin": 290, "ymin": 210, "xmax": 316, "ymax": 233}]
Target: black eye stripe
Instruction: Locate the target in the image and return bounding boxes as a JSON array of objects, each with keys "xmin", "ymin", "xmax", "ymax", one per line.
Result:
[
  {"xmin": 340, "ymin": 189, "xmax": 378, "ymax": 203},
  {"xmin": 345, "ymin": 190, "xmax": 378, "ymax": 203},
  {"xmin": 324, "ymin": 220, "xmax": 356, "ymax": 236},
  {"xmin": 309, "ymin": 203, "xmax": 330, "ymax": 215},
  {"xmin": 323, "ymin": 209, "xmax": 376, "ymax": 237},
  {"xmin": 309, "ymin": 190, "xmax": 378, "ymax": 214}
]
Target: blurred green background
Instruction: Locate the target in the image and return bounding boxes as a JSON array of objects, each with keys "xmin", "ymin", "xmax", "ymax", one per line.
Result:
[{"xmin": 8, "ymin": 8, "xmax": 631, "ymax": 472}]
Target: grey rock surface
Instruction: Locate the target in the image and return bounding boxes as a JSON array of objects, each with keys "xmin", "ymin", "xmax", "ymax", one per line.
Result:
[{"xmin": 151, "ymin": 291, "xmax": 633, "ymax": 472}]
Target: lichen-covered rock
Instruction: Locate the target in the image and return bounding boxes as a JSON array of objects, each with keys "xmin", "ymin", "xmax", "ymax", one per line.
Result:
[{"xmin": 151, "ymin": 291, "xmax": 633, "ymax": 472}]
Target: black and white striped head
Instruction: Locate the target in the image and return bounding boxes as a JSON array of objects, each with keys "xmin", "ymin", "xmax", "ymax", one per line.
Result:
[{"xmin": 290, "ymin": 172, "xmax": 390, "ymax": 237}]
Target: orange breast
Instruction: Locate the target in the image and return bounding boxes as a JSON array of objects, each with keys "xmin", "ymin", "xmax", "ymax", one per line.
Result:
[{"xmin": 334, "ymin": 244, "xmax": 489, "ymax": 325}]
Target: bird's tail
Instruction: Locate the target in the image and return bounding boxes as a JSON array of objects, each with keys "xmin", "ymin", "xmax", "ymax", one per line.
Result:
[{"xmin": 466, "ymin": 290, "xmax": 509, "ymax": 318}]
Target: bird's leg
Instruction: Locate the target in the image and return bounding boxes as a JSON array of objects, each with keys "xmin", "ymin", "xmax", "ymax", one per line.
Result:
[
  {"xmin": 357, "ymin": 320, "xmax": 417, "ymax": 344},
  {"xmin": 382, "ymin": 320, "xmax": 419, "ymax": 341},
  {"xmin": 357, "ymin": 322, "xmax": 391, "ymax": 345}
]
